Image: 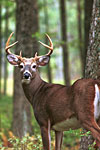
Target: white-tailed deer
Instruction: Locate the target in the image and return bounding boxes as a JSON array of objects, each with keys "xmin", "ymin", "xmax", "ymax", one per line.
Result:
[{"xmin": 5, "ymin": 32, "xmax": 100, "ymax": 149}]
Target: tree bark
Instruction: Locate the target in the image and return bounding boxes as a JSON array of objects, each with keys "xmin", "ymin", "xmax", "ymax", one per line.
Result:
[
  {"xmin": 3, "ymin": 4, "xmax": 9, "ymax": 95},
  {"xmin": 77, "ymin": 0, "xmax": 84, "ymax": 76},
  {"xmin": 43, "ymin": 0, "xmax": 52, "ymax": 83},
  {"xmin": 13, "ymin": 0, "xmax": 39, "ymax": 137},
  {"xmin": 80, "ymin": 0, "xmax": 100, "ymax": 149},
  {"xmin": 84, "ymin": 0, "xmax": 93, "ymax": 76},
  {"xmin": 59, "ymin": 0, "xmax": 70, "ymax": 86}
]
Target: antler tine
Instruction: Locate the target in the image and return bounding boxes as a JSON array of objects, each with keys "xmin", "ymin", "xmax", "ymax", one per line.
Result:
[
  {"xmin": 35, "ymin": 52, "xmax": 38, "ymax": 57},
  {"xmin": 5, "ymin": 32, "xmax": 18, "ymax": 55},
  {"xmin": 39, "ymin": 34, "xmax": 53, "ymax": 57},
  {"xmin": 34, "ymin": 52, "xmax": 41, "ymax": 61},
  {"xmin": 19, "ymin": 51, "xmax": 22, "ymax": 57}
]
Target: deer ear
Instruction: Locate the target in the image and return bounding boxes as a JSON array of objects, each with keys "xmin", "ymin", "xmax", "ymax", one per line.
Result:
[
  {"xmin": 37, "ymin": 56, "xmax": 50, "ymax": 66},
  {"xmin": 7, "ymin": 54, "xmax": 19, "ymax": 66}
]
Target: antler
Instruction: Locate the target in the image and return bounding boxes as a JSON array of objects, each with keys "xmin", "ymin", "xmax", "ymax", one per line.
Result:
[
  {"xmin": 35, "ymin": 34, "xmax": 53, "ymax": 61},
  {"xmin": 5, "ymin": 32, "xmax": 23, "ymax": 61},
  {"xmin": 39, "ymin": 34, "xmax": 53, "ymax": 56},
  {"xmin": 5, "ymin": 32, "xmax": 18, "ymax": 55}
]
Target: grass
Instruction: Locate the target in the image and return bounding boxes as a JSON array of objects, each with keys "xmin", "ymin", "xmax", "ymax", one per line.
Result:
[{"xmin": 0, "ymin": 95, "xmax": 13, "ymax": 131}]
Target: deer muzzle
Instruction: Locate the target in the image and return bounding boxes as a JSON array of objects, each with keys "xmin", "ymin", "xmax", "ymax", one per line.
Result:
[
  {"xmin": 22, "ymin": 71, "xmax": 32, "ymax": 84},
  {"xmin": 23, "ymin": 71, "xmax": 32, "ymax": 80}
]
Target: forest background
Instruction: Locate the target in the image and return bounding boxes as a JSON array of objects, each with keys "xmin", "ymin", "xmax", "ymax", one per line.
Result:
[{"xmin": 0, "ymin": 0, "xmax": 95, "ymax": 149}]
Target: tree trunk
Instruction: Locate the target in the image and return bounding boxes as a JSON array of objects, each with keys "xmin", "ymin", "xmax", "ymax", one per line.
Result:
[
  {"xmin": 77, "ymin": 0, "xmax": 84, "ymax": 76},
  {"xmin": 43, "ymin": 0, "xmax": 52, "ymax": 83},
  {"xmin": 59, "ymin": 0, "xmax": 70, "ymax": 86},
  {"xmin": 3, "ymin": 4, "xmax": 9, "ymax": 95},
  {"xmin": 13, "ymin": 0, "xmax": 39, "ymax": 137},
  {"xmin": 0, "ymin": 4, "xmax": 2, "ymax": 95},
  {"xmin": 84, "ymin": 0, "xmax": 93, "ymax": 76},
  {"xmin": 80, "ymin": 0, "xmax": 100, "ymax": 149}
]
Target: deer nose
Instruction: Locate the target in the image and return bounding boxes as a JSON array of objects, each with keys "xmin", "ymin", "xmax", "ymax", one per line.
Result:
[{"xmin": 24, "ymin": 72, "xmax": 31, "ymax": 79}]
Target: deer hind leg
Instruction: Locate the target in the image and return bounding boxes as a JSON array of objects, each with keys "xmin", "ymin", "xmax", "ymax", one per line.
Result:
[
  {"xmin": 82, "ymin": 120, "xmax": 100, "ymax": 147},
  {"xmin": 55, "ymin": 131, "xmax": 63, "ymax": 150},
  {"xmin": 77, "ymin": 110, "xmax": 100, "ymax": 148},
  {"xmin": 94, "ymin": 118, "xmax": 100, "ymax": 149},
  {"xmin": 76, "ymin": 105, "xmax": 100, "ymax": 147}
]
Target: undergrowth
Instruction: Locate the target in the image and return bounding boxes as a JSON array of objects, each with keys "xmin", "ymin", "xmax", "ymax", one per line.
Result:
[{"xmin": 0, "ymin": 95, "xmax": 95, "ymax": 149}]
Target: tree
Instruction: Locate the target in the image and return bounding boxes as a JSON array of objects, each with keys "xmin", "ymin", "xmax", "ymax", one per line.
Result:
[
  {"xmin": 84, "ymin": 0, "xmax": 93, "ymax": 76},
  {"xmin": 43, "ymin": 0, "xmax": 52, "ymax": 83},
  {"xmin": 3, "ymin": 3, "xmax": 9, "ymax": 95},
  {"xmin": 77, "ymin": 0, "xmax": 84, "ymax": 76},
  {"xmin": 80, "ymin": 0, "xmax": 100, "ymax": 149},
  {"xmin": 13, "ymin": 0, "xmax": 39, "ymax": 137},
  {"xmin": 59, "ymin": 0, "xmax": 70, "ymax": 86}
]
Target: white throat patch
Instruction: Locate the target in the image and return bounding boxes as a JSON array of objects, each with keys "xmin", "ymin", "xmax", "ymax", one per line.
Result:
[
  {"xmin": 22, "ymin": 78, "xmax": 31, "ymax": 84},
  {"xmin": 94, "ymin": 84, "xmax": 100, "ymax": 120}
]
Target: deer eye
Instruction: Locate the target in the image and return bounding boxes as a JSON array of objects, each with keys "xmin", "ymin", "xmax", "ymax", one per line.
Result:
[
  {"xmin": 19, "ymin": 64, "xmax": 24, "ymax": 69},
  {"xmin": 32, "ymin": 65, "xmax": 36, "ymax": 68}
]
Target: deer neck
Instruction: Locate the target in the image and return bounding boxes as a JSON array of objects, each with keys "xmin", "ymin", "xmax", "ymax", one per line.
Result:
[{"xmin": 22, "ymin": 71, "xmax": 44, "ymax": 103}]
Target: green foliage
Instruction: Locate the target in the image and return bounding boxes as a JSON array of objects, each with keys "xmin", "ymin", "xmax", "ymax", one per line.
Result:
[
  {"xmin": 0, "ymin": 95, "xmax": 13, "ymax": 130},
  {"xmin": 0, "ymin": 134, "xmax": 43, "ymax": 149},
  {"xmin": 88, "ymin": 141, "xmax": 96, "ymax": 150},
  {"xmin": 8, "ymin": 134, "xmax": 42, "ymax": 150}
]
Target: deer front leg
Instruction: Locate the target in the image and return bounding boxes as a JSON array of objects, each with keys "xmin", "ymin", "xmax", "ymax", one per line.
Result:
[
  {"xmin": 40, "ymin": 120, "xmax": 51, "ymax": 150},
  {"xmin": 55, "ymin": 131, "xmax": 63, "ymax": 150}
]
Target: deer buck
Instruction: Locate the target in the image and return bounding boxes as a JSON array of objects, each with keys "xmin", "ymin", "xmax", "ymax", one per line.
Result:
[{"xmin": 5, "ymin": 32, "xmax": 100, "ymax": 149}]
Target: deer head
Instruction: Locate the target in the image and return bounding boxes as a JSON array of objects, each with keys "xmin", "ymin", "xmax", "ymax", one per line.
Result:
[{"xmin": 5, "ymin": 32, "xmax": 53, "ymax": 84}]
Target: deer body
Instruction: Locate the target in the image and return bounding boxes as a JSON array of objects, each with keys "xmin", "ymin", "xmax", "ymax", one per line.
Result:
[
  {"xmin": 5, "ymin": 33, "xmax": 100, "ymax": 149},
  {"xmin": 22, "ymin": 76, "xmax": 80, "ymax": 130}
]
